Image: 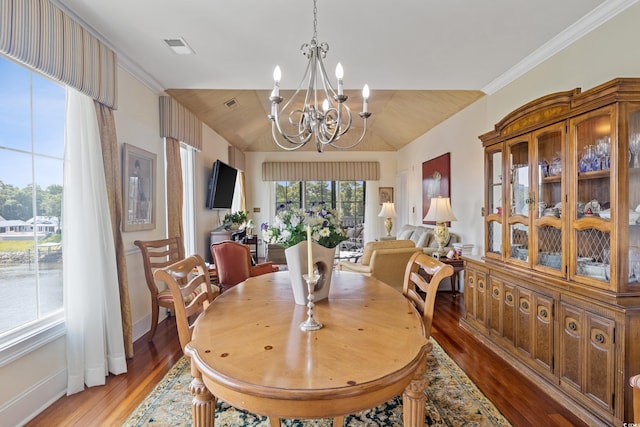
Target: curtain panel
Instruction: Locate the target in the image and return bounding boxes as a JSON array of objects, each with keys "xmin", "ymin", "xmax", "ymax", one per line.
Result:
[
  {"xmin": 0, "ymin": 0, "xmax": 117, "ymax": 108},
  {"xmin": 159, "ymin": 96, "xmax": 203, "ymax": 150},
  {"xmin": 165, "ymin": 137, "xmax": 184, "ymax": 240},
  {"xmin": 262, "ymin": 161, "xmax": 380, "ymax": 181}
]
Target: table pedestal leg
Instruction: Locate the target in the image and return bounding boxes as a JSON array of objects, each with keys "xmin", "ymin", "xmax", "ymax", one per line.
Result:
[
  {"xmin": 190, "ymin": 367, "xmax": 216, "ymax": 427},
  {"xmin": 402, "ymin": 351, "xmax": 428, "ymax": 427}
]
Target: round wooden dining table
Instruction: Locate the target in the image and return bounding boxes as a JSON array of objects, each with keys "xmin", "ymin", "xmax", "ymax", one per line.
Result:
[{"xmin": 184, "ymin": 270, "xmax": 429, "ymax": 426}]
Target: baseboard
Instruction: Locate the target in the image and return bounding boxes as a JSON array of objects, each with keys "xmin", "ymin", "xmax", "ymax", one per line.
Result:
[
  {"xmin": 0, "ymin": 367, "xmax": 66, "ymax": 427},
  {"xmin": 132, "ymin": 310, "xmax": 168, "ymax": 342}
]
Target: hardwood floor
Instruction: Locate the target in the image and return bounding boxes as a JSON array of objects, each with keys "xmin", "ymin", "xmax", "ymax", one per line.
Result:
[{"xmin": 26, "ymin": 291, "xmax": 588, "ymax": 427}]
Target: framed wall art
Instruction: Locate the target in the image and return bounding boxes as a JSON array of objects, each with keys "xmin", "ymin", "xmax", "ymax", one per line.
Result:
[
  {"xmin": 122, "ymin": 143, "xmax": 156, "ymax": 232},
  {"xmin": 422, "ymin": 152, "xmax": 451, "ymax": 224},
  {"xmin": 379, "ymin": 187, "xmax": 394, "ymax": 204}
]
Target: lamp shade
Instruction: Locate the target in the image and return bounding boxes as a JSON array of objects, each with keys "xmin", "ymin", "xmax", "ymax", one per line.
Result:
[
  {"xmin": 423, "ymin": 197, "xmax": 457, "ymax": 222},
  {"xmin": 378, "ymin": 202, "xmax": 397, "ymax": 218}
]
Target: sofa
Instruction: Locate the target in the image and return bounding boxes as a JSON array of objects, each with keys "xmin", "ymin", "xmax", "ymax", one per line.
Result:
[
  {"xmin": 336, "ymin": 239, "xmax": 421, "ymax": 293},
  {"xmin": 396, "ymin": 224, "xmax": 461, "ymax": 256}
]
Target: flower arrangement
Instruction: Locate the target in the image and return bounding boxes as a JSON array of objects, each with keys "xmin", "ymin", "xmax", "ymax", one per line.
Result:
[{"xmin": 262, "ymin": 201, "xmax": 347, "ymax": 249}]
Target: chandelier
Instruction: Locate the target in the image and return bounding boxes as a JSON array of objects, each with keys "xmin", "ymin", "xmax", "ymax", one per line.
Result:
[{"xmin": 267, "ymin": 0, "xmax": 371, "ymax": 152}]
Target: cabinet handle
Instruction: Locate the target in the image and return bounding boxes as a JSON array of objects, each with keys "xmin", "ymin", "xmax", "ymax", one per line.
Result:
[
  {"xmin": 568, "ymin": 321, "xmax": 577, "ymax": 331},
  {"xmin": 540, "ymin": 308, "xmax": 548, "ymax": 318},
  {"xmin": 506, "ymin": 294, "xmax": 513, "ymax": 303},
  {"xmin": 479, "ymin": 282, "xmax": 484, "ymax": 290},
  {"xmin": 521, "ymin": 301, "xmax": 529, "ymax": 310},
  {"xmin": 493, "ymin": 288, "xmax": 499, "ymax": 296},
  {"xmin": 595, "ymin": 333, "xmax": 605, "ymax": 344},
  {"xmin": 469, "ymin": 277, "xmax": 474, "ymax": 284}
]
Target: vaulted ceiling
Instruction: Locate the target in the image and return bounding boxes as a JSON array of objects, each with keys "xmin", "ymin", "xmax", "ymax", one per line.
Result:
[{"xmin": 55, "ymin": 0, "xmax": 624, "ymax": 152}]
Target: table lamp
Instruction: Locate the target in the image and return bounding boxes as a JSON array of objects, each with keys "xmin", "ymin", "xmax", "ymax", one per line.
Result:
[
  {"xmin": 378, "ymin": 202, "xmax": 397, "ymax": 236},
  {"xmin": 423, "ymin": 196, "xmax": 457, "ymax": 255}
]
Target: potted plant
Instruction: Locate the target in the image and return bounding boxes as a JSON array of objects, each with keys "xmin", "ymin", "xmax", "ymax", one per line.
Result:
[
  {"xmin": 222, "ymin": 210, "xmax": 249, "ymax": 230},
  {"xmin": 262, "ymin": 202, "xmax": 347, "ymax": 305}
]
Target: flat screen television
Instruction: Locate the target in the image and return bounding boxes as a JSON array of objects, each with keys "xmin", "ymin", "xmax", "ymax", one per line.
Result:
[{"xmin": 206, "ymin": 160, "xmax": 237, "ymax": 209}]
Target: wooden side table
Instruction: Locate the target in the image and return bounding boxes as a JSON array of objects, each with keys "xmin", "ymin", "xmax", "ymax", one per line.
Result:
[
  {"xmin": 242, "ymin": 235, "xmax": 258, "ymax": 261},
  {"xmin": 439, "ymin": 257, "xmax": 464, "ymax": 296}
]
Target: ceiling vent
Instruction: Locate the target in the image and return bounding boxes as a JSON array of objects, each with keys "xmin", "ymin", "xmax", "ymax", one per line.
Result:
[
  {"xmin": 224, "ymin": 98, "xmax": 239, "ymax": 110},
  {"xmin": 163, "ymin": 37, "xmax": 195, "ymax": 55}
]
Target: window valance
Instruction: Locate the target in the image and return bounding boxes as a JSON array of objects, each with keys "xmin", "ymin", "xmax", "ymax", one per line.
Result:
[
  {"xmin": 262, "ymin": 161, "xmax": 380, "ymax": 181},
  {"xmin": 159, "ymin": 96, "xmax": 203, "ymax": 150},
  {"xmin": 0, "ymin": 0, "xmax": 117, "ymax": 108}
]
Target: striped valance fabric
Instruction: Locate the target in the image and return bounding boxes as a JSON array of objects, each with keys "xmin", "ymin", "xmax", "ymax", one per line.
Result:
[
  {"xmin": 262, "ymin": 161, "xmax": 380, "ymax": 181},
  {"xmin": 159, "ymin": 96, "xmax": 203, "ymax": 151},
  {"xmin": 0, "ymin": 0, "xmax": 117, "ymax": 108}
]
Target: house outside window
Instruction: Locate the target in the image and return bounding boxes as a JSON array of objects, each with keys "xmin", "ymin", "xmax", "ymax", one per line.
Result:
[{"xmin": 0, "ymin": 55, "xmax": 65, "ymax": 351}]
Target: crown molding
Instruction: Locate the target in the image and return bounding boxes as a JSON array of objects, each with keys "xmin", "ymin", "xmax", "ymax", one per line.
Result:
[
  {"xmin": 482, "ymin": 0, "xmax": 640, "ymax": 95},
  {"xmin": 50, "ymin": 0, "xmax": 165, "ymax": 94}
]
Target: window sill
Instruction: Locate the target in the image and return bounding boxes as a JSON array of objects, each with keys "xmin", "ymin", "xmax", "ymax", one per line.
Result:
[{"xmin": 0, "ymin": 315, "xmax": 65, "ymax": 368}]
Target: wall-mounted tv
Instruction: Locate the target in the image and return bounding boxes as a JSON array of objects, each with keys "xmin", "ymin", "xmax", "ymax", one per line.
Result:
[{"xmin": 206, "ymin": 160, "xmax": 237, "ymax": 209}]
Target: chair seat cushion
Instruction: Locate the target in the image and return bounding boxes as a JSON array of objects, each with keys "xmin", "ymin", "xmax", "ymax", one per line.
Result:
[{"xmin": 157, "ymin": 288, "xmax": 200, "ymax": 304}]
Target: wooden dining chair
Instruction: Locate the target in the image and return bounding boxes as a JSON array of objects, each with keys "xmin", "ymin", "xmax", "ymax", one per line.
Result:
[
  {"xmin": 210, "ymin": 240, "xmax": 278, "ymax": 293},
  {"xmin": 402, "ymin": 252, "xmax": 454, "ymax": 352},
  {"xmin": 134, "ymin": 237, "xmax": 185, "ymax": 341},
  {"xmin": 153, "ymin": 254, "xmax": 219, "ymax": 352}
]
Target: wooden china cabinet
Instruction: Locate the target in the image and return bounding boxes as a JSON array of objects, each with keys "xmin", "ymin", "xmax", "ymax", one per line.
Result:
[{"xmin": 462, "ymin": 78, "xmax": 640, "ymax": 426}]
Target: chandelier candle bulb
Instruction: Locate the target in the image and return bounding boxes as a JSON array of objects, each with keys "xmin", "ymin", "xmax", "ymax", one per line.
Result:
[
  {"xmin": 362, "ymin": 84, "xmax": 370, "ymax": 113},
  {"xmin": 336, "ymin": 63, "xmax": 344, "ymax": 95},
  {"xmin": 273, "ymin": 66, "xmax": 281, "ymax": 97},
  {"xmin": 307, "ymin": 225, "xmax": 314, "ymax": 279}
]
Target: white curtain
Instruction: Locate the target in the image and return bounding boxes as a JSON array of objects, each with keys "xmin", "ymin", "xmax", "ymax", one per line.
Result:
[{"xmin": 63, "ymin": 88, "xmax": 127, "ymax": 395}]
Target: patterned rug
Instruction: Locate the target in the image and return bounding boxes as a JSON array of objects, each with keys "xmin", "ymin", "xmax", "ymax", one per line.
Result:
[{"xmin": 123, "ymin": 339, "xmax": 511, "ymax": 426}]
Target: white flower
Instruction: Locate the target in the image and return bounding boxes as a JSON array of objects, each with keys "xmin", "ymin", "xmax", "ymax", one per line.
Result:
[{"xmin": 319, "ymin": 227, "xmax": 330, "ymax": 237}]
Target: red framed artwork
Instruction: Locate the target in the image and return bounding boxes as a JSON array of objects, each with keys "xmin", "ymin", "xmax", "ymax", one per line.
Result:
[{"xmin": 422, "ymin": 152, "xmax": 451, "ymax": 225}]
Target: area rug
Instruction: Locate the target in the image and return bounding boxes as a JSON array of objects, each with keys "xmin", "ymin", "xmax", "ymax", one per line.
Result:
[{"xmin": 123, "ymin": 339, "xmax": 511, "ymax": 426}]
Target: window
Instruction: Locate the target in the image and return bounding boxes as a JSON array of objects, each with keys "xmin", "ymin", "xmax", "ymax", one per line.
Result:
[
  {"xmin": 0, "ymin": 55, "xmax": 65, "ymax": 355},
  {"xmin": 274, "ymin": 180, "xmax": 366, "ymax": 227},
  {"xmin": 180, "ymin": 143, "xmax": 196, "ymax": 255}
]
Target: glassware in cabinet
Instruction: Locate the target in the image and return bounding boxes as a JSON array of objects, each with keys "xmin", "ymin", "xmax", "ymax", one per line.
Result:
[
  {"xmin": 505, "ymin": 137, "xmax": 531, "ymax": 266},
  {"xmin": 569, "ymin": 107, "xmax": 614, "ymax": 287},
  {"xmin": 533, "ymin": 125, "xmax": 565, "ymax": 275},
  {"xmin": 627, "ymin": 107, "xmax": 640, "ymax": 285},
  {"xmin": 485, "ymin": 146, "xmax": 503, "ymax": 259}
]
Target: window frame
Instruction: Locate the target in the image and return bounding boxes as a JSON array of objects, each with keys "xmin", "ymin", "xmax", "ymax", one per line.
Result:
[{"xmin": 0, "ymin": 55, "xmax": 66, "ymax": 365}]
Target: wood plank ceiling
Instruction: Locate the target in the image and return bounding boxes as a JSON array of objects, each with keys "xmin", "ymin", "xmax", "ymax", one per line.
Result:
[{"xmin": 166, "ymin": 88, "xmax": 485, "ymax": 152}]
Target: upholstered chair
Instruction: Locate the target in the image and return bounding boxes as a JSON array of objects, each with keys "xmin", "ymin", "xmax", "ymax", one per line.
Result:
[
  {"xmin": 336, "ymin": 239, "xmax": 421, "ymax": 292},
  {"xmin": 210, "ymin": 240, "xmax": 278, "ymax": 292}
]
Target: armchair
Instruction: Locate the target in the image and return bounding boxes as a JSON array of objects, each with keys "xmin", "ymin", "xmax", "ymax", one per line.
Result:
[
  {"xmin": 210, "ymin": 240, "xmax": 278, "ymax": 292},
  {"xmin": 336, "ymin": 239, "xmax": 420, "ymax": 293},
  {"xmin": 632, "ymin": 374, "xmax": 640, "ymax": 422}
]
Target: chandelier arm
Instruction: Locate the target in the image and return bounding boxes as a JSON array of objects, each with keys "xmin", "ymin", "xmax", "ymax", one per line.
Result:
[
  {"xmin": 328, "ymin": 120, "xmax": 369, "ymax": 150},
  {"xmin": 271, "ymin": 122, "xmax": 311, "ymax": 151},
  {"xmin": 271, "ymin": 104, "xmax": 314, "ymax": 145}
]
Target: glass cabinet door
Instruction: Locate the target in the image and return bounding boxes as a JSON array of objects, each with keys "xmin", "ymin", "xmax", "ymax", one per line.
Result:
[
  {"xmin": 627, "ymin": 106, "xmax": 640, "ymax": 288},
  {"xmin": 532, "ymin": 124, "xmax": 565, "ymax": 276},
  {"xmin": 485, "ymin": 146, "xmax": 503, "ymax": 259},
  {"xmin": 506, "ymin": 136, "xmax": 531, "ymax": 266},
  {"xmin": 569, "ymin": 107, "xmax": 614, "ymax": 288}
]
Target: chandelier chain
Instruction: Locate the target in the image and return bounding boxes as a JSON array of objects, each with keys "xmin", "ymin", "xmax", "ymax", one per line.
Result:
[{"xmin": 312, "ymin": 0, "xmax": 318, "ymax": 42}]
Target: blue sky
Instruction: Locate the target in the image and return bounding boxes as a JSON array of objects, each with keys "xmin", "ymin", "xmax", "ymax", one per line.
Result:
[{"xmin": 0, "ymin": 56, "xmax": 65, "ymax": 189}]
